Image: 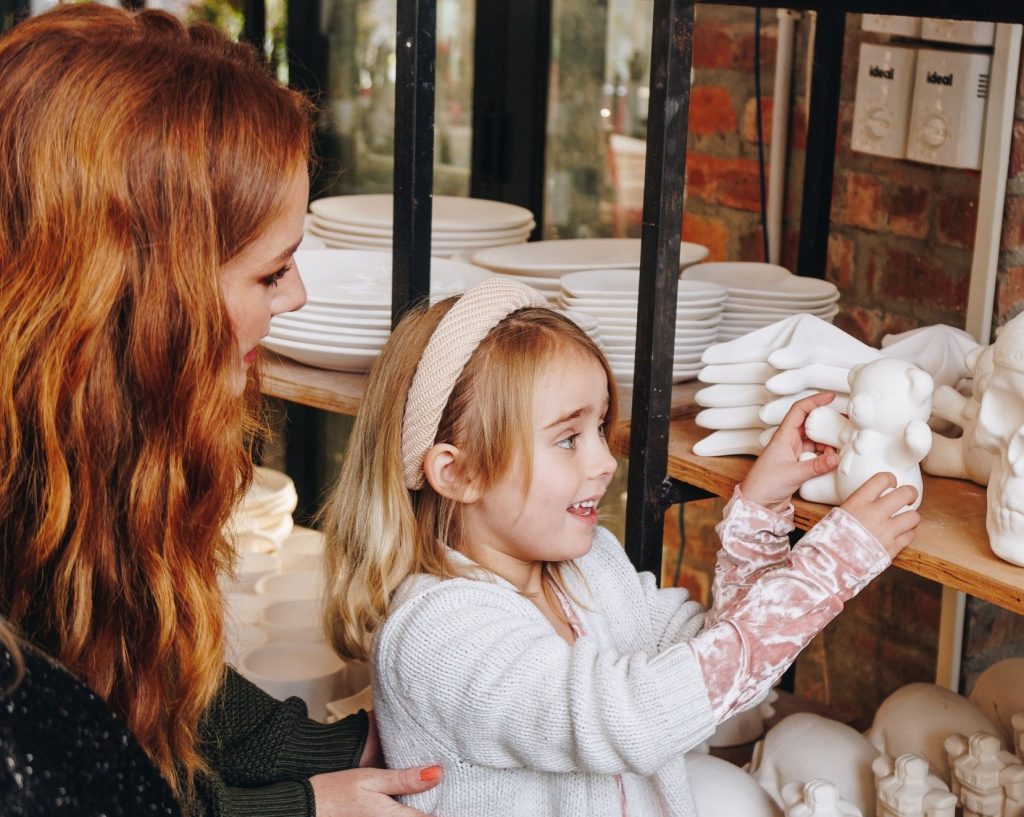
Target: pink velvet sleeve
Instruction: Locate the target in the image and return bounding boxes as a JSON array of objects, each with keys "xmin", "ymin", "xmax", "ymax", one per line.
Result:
[
  {"xmin": 692, "ymin": 500, "xmax": 891, "ymax": 722},
  {"xmin": 705, "ymin": 486, "xmax": 795, "ymax": 627}
]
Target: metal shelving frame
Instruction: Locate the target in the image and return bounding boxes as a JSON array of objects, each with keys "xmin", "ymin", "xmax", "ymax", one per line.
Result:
[{"xmin": 391, "ymin": 0, "xmax": 1024, "ymax": 579}]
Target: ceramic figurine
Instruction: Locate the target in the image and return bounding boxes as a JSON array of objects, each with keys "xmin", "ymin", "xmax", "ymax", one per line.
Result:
[
  {"xmin": 967, "ymin": 657, "xmax": 1024, "ymax": 747},
  {"xmin": 799, "ymin": 358, "xmax": 933, "ymax": 511},
  {"xmin": 975, "ymin": 313, "xmax": 1024, "ymax": 566},
  {"xmin": 866, "ymin": 683, "xmax": 1005, "ymax": 783},
  {"xmin": 945, "ymin": 732, "xmax": 1024, "ymax": 817},
  {"xmin": 685, "ymin": 751, "xmax": 784, "ymax": 817},
  {"xmin": 872, "ymin": 753, "xmax": 956, "ymax": 817},
  {"xmin": 748, "ymin": 713, "xmax": 879, "ymax": 817},
  {"xmin": 695, "ymin": 405, "xmax": 771, "ymax": 431},
  {"xmin": 699, "ymin": 361, "xmax": 781, "ymax": 384},
  {"xmin": 766, "ymin": 364, "xmax": 855, "ymax": 396},
  {"xmin": 708, "ymin": 689, "xmax": 779, "ymax": 748},
  {"xmin": 881, "ymin": 324, "xmax": 982, "ymax": 392},
  {"xmin": 782, "ymin": 779, "xmax": 863, "ymax": 817},
  {"xmin": 922, "ymin": 344, "xmax": 995, "ymax": 486},
  {"xmin": 1012, "ymin": 712, "xmax": 1024, "ymax": 761}
]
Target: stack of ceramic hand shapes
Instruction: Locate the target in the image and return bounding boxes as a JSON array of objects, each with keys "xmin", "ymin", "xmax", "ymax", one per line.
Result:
[{"xmin": 693, "ymin": 314, "xmax": 880, "ymax": 458}]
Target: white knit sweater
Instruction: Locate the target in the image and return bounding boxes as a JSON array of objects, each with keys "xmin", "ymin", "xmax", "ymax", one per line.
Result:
[{"xmin": 373, "ymin": 492, "xmax": 889, "ymax": 817}]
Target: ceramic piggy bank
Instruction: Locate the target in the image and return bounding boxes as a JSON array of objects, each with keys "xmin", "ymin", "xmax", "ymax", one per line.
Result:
[
  {"xmin": 865, "ymin": 683, "xmax": 1004, "ymax": 783},
  {"xmin": 686, "ymin": 751, "xmax": 783, "ymax": 817},
  {"xmin": 748, "ymin": 713, "xmax": 879, "ymax": 817},
  {"xmin": 800, "ymin": 358, "xmax": 933, "ymax": 510}
]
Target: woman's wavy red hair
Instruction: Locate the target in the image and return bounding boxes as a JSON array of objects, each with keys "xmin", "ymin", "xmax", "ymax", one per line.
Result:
[{"xmin": 0, "ymin": 3, "xmax": 312, "ymax": 795}]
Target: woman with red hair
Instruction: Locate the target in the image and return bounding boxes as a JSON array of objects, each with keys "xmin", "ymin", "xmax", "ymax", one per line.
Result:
[{"xmin": 0, "ymin": 5, "xmax": 438, "ymax": 815}]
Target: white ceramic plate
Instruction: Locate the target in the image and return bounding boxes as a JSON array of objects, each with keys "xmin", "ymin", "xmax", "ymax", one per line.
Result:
[
  {"xmin": 595, "ymin": 313, "xmax": 723, "ymax": 329},
  {"xmin": 266, "ymin": 326, "xmax": 388, "ymax": 350},
  {"xmin": 310, "ymin": 194, "xmax": 535, "ymax": 231},
  {"xmin": 724, "ymin": 295, "xmax": 840, "ymax": 314},
  {"xmin": 308, "ymin": 225, "xmax": 530, "ymax": 251},
  {"xmin": 560, "ymin": 269, "xmax": 726, "ymax": 300},
  {"xmin": 296, "ymin": 249, "xmax": 491, "ymax": 307},
  {"xmin": 309, "ymin": 215, "xmax": 536, "ymax": 241},
  {"xmin": 471, "ymin": 238, "xmax": 709, "ymax": 274},
  {"xmin": 682, "ymin": 262, "xmax": 839, "ymax": 301},
  {"xmin": 271, "ymin": 313, "xmax": 391, "ymax": 336},
  {"xmin": 259, "ymin": 335, "xmax": 381, "ymax": 372}
]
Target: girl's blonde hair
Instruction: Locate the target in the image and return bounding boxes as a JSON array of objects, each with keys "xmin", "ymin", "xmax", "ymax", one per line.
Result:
[
  {"xmin": 0, "ymin": 4, "xmax": 312, "ymax": 796},
  {"xmin": 323, "ymin": 299, "xmax": 618, "ymax": 661}
]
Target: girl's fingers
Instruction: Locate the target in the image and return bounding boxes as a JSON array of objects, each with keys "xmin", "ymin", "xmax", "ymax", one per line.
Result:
[
  {"xmin": 877, "ymin": 484, "xmax": 919, "ymax": 516},
  {"xmin": 779, "ymin": 390, "xmax": 836, "ymax": 433},
  {"xmin": 851, "ymin": 471, "xmax": 898, "ymax": 502}
]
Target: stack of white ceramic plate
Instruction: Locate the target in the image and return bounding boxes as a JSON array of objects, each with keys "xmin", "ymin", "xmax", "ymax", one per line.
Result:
[
  {"xmin": 558, "ymin": 269, "xmax": 727, "ymax": 384},
  {"xmin": 260, "ymin": 249, "xmax": 490, "ymax": 372},
  {"xmin": 307, "ymin": 195, "xmax": 535, "ymax": 258},
  {"xmin": 467, "ymin": 238, "xmax": 710, "ymax": 301},
  {"xmin": 227, "ymin": 467, "xmax": 299, "ymax": 549},
  {"xmin": 680, "ymin": 262, "xmax": 840, "ymax": 342}
]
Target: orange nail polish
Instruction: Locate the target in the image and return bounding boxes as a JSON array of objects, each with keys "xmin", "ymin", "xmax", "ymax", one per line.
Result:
[{"xmin": 420, "ymin": 765, "xmax": 443, "ymax": 782}]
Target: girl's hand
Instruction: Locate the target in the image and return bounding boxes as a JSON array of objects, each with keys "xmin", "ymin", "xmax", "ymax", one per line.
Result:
[
  {"xmin": 839, "ymin": 472, "xmax": 920, "ymax": 558},
  {"xmin": 310, "ymin": 765, "xmax": 443, "ymax": 817},
  {"xmin": 740, "ymin": 391, "xmax": 841, "ymax": 513}
]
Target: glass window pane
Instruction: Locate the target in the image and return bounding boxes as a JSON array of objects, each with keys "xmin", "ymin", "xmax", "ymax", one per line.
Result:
[{"xmin": 316, "ymin": 0, "xmax": 475, "ymax": 197}]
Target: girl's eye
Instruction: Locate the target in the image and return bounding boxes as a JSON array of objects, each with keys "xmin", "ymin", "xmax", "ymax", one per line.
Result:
[
  {"xmin": 262, "ymin": 264, "xmax": 291, "ymax": 288},
  {"xmin": 557, "ymin": 434, "xmax": 579, "ymax": 450},
  {"xmin": 598, "ymin": 421, "xmax": 607, "ymax": 437}
]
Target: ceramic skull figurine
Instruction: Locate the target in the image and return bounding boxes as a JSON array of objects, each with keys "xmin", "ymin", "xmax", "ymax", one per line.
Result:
[
  {"xmin": 800, "ymin": 358, "xmax": 933, "ymax": 510},
  {"xmin": 976, "ymin": 313, "xmax": 1024, "ymax": 566}
]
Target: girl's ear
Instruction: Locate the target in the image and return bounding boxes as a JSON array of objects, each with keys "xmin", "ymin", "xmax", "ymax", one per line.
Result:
[{"xmin": 422, "ymin": 443, "xmax": 482, "ymax": 503}]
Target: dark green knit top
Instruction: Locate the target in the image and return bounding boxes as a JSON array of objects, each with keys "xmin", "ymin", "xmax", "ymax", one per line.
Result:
[{"xmin": 192, "ymin": 668, "xmax": 370, "ymax": 817}]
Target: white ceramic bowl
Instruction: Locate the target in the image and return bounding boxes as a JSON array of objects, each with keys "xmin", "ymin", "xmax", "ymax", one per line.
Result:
[
  {"xmin": 239, "ymin": 642, "xmax": 347, "ymax": 722},
  {"xmin": 224, "ymin": 591, "xmax": 273, "ymax": 626},
  {"xmin": 326, "ymin": 686, "xmax": 374, "ymax": 723},
  {"xmin": 260, "ymin": 598, "xmax": 324, "ymax": 644},
  {"xmin": 280, "ymin": 527, "xmax": 326, "ymax": 572},
  {"xmin": 225, "ymin": 622, "xmax": 269, "ymax": 667},
  {"xmin": 255, "ymin": 569, "xmax": 323, "ymax": 602}
]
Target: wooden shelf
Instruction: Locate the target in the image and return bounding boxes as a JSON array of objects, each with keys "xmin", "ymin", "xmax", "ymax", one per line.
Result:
[
  {"xmin": 260, "ymin": 352, "xmax": 366, "ymax": 415},
  {"xmin": 614, "ymin": 414, "xmax": 1024, "ymax": 616}
]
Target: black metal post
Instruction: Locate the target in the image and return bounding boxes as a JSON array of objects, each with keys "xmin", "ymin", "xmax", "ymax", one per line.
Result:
[
  {"xmin": 795, "ymin": 9, "xmax": 845, "ymax": 280},
  {"xmin": 625, "ymin": 0, "xmax": 695, "ymax": 580},
  {"xmin": 392, "ymin": 0, "xmax": 436, "ymax": 327},
  {"xmin": 241, "ymin": 0, "xmax": 267, "ymax": 57}
]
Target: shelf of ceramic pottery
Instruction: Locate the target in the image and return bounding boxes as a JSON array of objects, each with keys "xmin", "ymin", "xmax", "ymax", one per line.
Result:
[
  {"xmin": 612, "ymin": 414, "xmax": 1024, "ymax": 616},
  {"xmin": 260, "ymin": 351, "xmax": 706, "ymax": 418}
]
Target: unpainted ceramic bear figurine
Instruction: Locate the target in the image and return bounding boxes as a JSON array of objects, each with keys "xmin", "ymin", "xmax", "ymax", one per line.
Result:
[
  {"xmin": 782, "ymin": 779, "xmax": 863, "ymax": 817},
  {"xmin": 872, "ymin": 753, "xmax": 956, "ymax": 817},
  {"xmin": 800, "ymin": 358, "xmax": 933, "ymax": 511},
  {"xmin": 945, "ymin": 732, "xmax": 1024, "ymax": 817},
  {"xmin": 922, "ymin": 344, "xmax": 995, "ymax": 486}
]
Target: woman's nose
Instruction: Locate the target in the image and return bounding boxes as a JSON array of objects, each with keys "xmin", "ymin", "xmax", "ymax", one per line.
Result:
[{"xmin": 275, "ymin": 262, "xmax": 307, "ymax": 315}]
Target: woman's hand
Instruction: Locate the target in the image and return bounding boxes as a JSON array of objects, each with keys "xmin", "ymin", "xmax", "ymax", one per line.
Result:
[
  {"xmin": 740, "ymin": 391, "xmax": 840, "ymax": 513},
  {"xmin": 309, "ymin": 765, "xmax": 443, "ymax": 817},
  {"xmin": 839, "ymin": 472, "xmax": 920, "ymax": 558}
]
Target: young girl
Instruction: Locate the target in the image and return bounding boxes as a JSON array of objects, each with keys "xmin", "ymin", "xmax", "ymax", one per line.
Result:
[{"xmin": 322, "ymin": 277, "xmax": 920, "ymax": 817}]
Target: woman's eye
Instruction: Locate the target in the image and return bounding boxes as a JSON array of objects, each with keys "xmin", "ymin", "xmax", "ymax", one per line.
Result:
[
  {"xmin": 262, "ymin": 264, "xmax": 291, "ymax": 288},
  {"xmin": 557, "ymin": 434, "xmax": 579, "ymax": 450}
]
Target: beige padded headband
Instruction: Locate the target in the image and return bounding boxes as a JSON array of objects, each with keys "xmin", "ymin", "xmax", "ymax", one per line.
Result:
[{"xmin": 401, "ymin": 277, "xmax": 549, "ymax": 490}]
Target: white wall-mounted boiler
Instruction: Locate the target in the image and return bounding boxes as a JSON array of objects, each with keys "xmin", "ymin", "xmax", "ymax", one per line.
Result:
[
  {"xmin": 920, "ymin": 18, "xmax": 996, "ymax": 47},
  {"xmin": 905, "ymin": 48, "xmax": 991, "ymax": 170},
  {"xmin": 852, "ymin": 43, "xmax": 917, "ymax": 159}
]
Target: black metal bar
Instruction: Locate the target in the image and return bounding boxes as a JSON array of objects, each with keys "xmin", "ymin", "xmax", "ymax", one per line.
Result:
[
  {"xmin": 694, "ymin": 0, "xmax": 1024, "ymax": 23},
  {"xmin": 392, "ymin": 0, "xmax": 436, "ymax": 328},
  {"xmin": 659, "ymin": 478, "xmax": 715, "ymax": 510},
  {"xmin": 241, "ymin": 0, "xmax": 267, "ymax": 56},
  {"xmin": 121, "ymin": 0, "xmax": 144, "ymax": 10},
  {"xmin": 796, "ymin": 9, "xmax": 844, "ymax": 280},
  {"xmin": 624, "ymin": 0, "xmax": 695, "ymax": 581},
  {"xmin": 470, "ymin": 0, "xmax": 552, "ymax": 239}
]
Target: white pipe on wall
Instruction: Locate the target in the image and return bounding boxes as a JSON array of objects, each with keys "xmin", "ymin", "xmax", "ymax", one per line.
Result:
[{"xmin": 767, "ymin": 9, "xmax": 800, "ymax": 266}]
